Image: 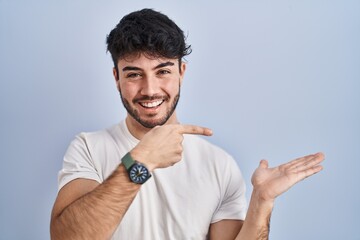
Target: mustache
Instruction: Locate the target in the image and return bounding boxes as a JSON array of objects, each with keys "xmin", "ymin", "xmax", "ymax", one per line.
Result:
[{"xmin": 133, "ymin": 95, "xmax": 169, "ymax": 103}]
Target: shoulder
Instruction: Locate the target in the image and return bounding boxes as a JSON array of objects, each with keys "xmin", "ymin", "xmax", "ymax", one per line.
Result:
[
  {"xmin": 73, "ymin": 124, "xmax": 119, "ymax": 148},
  {"xmin": 61, "ymin": 124, "xmax": 124, "ymax": 183},
  {"xmin": 65, "ymin": 124, "xmax": 122, "ymax": 167}
]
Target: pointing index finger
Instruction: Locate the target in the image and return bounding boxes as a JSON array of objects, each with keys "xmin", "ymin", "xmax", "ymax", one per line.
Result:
[{"xmin": 179, "ymin": 124, "xmax": 213, "ymax": 136}]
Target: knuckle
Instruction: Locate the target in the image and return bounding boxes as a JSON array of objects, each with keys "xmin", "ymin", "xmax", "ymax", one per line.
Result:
[{"xmin": 176, "ymin": 145, "xmax": 183, "ymax": 153}]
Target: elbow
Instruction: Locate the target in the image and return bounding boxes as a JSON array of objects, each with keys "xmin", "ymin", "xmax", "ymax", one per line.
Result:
[
  {"xmin": 50, "ymin": 217, "xmax": 58, "ymax": 240},
  {"xmin": 50, "ymin": 216, "xmax": 64, "ymax": 240}
]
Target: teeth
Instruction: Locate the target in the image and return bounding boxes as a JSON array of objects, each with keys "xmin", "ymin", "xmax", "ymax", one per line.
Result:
[{"xmin": 140, "ymin": 100, "xmax": 163, "ymax": 108}]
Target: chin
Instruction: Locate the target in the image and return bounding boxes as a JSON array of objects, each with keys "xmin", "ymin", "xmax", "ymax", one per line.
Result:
[{"xmin": 138, "ymin": 119, "xmax": 168, "ymax": 128}]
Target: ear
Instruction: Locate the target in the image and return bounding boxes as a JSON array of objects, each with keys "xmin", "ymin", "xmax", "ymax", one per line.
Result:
[
  {"xmin": 179, "ymin": 62, "xmax": 186, "ymax": 86},
  {"xmin": 113, "ymin": 67, "xmax": 120, "ymax": 92}
]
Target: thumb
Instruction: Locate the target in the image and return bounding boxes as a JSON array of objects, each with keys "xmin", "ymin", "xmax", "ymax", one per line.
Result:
[{"xmin": 259, "ymin": 159, "xmax": 269, "ymax": 169}]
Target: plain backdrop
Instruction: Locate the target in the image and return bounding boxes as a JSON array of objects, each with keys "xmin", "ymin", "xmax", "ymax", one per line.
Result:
[{"xmin": 1, "ymin": 0, "xmax": 359, "ymax": 239}]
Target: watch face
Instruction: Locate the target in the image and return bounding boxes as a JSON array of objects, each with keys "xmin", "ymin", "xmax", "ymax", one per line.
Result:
[{"xmin": 129, "ymin": 163, "xmax": 151, "ymax": 184}]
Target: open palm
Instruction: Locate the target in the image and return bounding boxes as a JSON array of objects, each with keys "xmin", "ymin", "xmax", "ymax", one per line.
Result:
[{"xmin": 251, "ymin": 153, "xmax": 324, "ymax": 201}]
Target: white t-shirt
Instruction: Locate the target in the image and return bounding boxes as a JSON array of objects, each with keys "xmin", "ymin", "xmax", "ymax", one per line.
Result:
[{"xmin": 58, "ymin": 120, "xmax": 247, "ymax": 240}]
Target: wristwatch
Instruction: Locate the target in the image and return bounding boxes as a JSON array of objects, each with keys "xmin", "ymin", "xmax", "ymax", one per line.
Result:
[{"xmin": 122, "ymin": 152, "xmax": 151, "ymax": 184}]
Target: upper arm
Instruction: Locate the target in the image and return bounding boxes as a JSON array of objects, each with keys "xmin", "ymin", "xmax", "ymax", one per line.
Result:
[
  {"xmin": 209, "ymin": 219, "xmax": 243, "ymax": 240},
  {"xmin": 51, "ymin": 178, "xmax": 99, "ymax": 221}
]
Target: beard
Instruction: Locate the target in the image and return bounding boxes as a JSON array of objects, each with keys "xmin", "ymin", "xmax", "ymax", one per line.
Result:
[{"xmin": 119, "ymin": 88, "xmax": 180, "ymax": 129}]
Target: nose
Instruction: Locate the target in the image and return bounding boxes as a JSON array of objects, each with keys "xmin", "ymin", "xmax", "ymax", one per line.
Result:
[{"xmin": 140, "ymin": 75, "xmax": 160, "ymax": 96}]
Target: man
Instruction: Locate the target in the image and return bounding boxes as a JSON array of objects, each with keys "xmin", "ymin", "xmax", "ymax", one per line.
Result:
[{"xmin": 50, "ymin": 8, "xmax": 324, "ymax": 240}]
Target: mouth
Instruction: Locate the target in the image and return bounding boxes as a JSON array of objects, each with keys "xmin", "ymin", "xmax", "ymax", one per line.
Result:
[{"xmin": 138, "ymin": 99, "xmax": 164, "ymax": 109}]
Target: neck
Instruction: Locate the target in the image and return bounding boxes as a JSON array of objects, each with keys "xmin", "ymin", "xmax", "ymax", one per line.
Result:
[{"xmin": 125, "ymin": 113, "xmax": 179, "ymax": 140}]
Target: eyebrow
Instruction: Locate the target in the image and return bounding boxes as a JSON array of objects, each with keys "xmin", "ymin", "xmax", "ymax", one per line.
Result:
[
  {"xmin": 154, "ymin": 61, "xmax": 174, "ymax": 69},
  {"xmin": 122, "ymin": 61, "xmax": 175, "ymax": 72},
  {"xmin": 122, "ymin": 66, "xmax": 141, "ymax": 71}
]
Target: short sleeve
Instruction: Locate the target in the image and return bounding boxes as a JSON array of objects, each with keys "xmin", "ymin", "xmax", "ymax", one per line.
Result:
[
  {"xmin": 58, "ymin": 133, "xmax": 102, "ymax": 191},
  {"xmin": 211, "ymin": 156, "xmax": 247, "ymax": 223}
]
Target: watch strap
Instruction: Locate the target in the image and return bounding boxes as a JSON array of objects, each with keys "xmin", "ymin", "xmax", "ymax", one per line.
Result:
[{"xmin": 122, "ymin": 152, "xmax": 135, "ymax": 170}]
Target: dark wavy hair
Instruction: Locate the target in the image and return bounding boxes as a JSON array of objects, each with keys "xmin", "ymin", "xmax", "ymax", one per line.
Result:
[{"xmin": 106, "ymin": 9, "xmax": 192, "ymax": 73}]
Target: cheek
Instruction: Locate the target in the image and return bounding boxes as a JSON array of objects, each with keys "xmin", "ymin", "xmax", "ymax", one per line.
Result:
[
  {"xmin": 162, "ymin": 80, "xmax": 180, "ymax": 94},
  {"xmin": 120, "ymin": 82, "xmax": 138, "ymax": 99}
]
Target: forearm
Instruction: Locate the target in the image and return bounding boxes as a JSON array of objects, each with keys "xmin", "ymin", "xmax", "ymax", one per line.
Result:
[
  {"xmin": 235, "ymin": 190, "xmax": 274, "ymax": 240},
  {"xmin": 51, "ymin": 164, "xmax": 141, "ymax": 240}
]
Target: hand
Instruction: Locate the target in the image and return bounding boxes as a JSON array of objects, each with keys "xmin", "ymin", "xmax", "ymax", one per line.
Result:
[
  {"xmin": 251, "ymin": 152, "xmax": 324, "ymax": 202},
  {"xmin": 130, "ymin": 124, "xmax": 212, "ymax": 171}
]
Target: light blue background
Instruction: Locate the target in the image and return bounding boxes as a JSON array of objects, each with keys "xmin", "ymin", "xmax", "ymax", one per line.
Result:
[{"xmin": 1, "ymin": 0, "xmax": 359, "ymax": 239}]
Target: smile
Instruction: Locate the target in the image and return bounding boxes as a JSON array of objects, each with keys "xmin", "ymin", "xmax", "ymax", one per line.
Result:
[{"xmin": 139, "ymin": 99, "xmax": 164, "ymax": 108}]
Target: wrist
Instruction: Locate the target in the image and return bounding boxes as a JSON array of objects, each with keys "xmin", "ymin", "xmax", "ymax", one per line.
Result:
[
  {"xmin": 122, "ymin": 152, "xmax": 152, "ymax": 184},
  {"xmin": 249, "ymin": 189, "xmax": 275, "ymax": 212},
  {"xmin": 243, "ymin": 190, "xmax": 274, "ymax": 230},
  {"xmin": 129, "ymin": 148, "xmax": 155, "ymax": 172}
]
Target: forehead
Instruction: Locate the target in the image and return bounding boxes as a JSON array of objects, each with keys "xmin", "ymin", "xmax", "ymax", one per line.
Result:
[{"xmin": 117, "ymin": 53, "xmax": 179, "ymax": 69}]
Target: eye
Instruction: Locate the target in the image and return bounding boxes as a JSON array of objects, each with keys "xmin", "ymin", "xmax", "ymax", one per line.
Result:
[
  {"xmin": 126, "ymin": 72, "xmax": 142, "ymax": 79},
  {"xmin": 157, "ymin": 69, "xmax": 171, "ymax": 75}
]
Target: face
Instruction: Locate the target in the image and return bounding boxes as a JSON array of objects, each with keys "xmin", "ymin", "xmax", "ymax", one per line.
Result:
[{"xmin": 114, "ymin": 54, "xmax": 186, "ymax": 129}]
